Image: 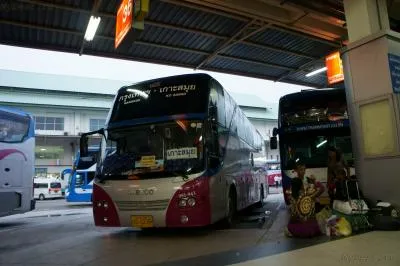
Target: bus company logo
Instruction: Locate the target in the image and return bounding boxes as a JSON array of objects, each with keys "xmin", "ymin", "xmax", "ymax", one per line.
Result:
[
  {"xmin": 129, "ymin": 188, "xmax": 154, "ymax": 195},
  {"xmin": 119, "ymin": 90, "xmax": 151, "ymax": 105}
]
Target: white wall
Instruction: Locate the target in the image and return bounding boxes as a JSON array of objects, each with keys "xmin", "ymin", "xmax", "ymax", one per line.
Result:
[
  {"xmin": 13, "ymin": 105, "xmax": 109, "ymax": 136},
  {"xmin": 248, "ymin": 118, "xmax": 280, "ymax": 161}
]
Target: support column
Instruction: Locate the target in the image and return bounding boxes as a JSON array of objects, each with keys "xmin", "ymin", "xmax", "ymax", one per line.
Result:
[{"xmin": 342, "ymin": 0, "xmax": 400, "ymax": 206}]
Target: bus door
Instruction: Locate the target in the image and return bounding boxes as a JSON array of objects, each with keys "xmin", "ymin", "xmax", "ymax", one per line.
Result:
[{"xmin": 61, "ymin": 168, "xmax": 72, "ymax": 196}]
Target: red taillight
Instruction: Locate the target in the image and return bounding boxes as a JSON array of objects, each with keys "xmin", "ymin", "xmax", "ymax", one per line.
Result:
[
  {"xmin": 166, "ymin": 176, "xmax": 211, "ymax": 227},
  {"xmin": 93, "ymin": 183, "xmax": 120, "ymax": 227}
]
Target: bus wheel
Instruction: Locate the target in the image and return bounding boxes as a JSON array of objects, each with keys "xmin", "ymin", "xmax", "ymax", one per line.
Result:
[
  {"xmin": 39, "ymin": 194, "xmax": 45, "ymax": 201},
  {"xmin": 223, "ymin": 188, "xmax": 237, "ymax": 228},
  {"xmin": 255, "ymin": 185, "xmax": 265, "ymax": 208}
]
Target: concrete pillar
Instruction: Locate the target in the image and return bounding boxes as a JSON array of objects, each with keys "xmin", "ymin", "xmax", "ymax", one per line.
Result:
[
  {"xmin": 343, "ymin": 0, "xmax": 390, "ymax": 42},
  {"xmin": 342, "ymin": 0, "xmax": 400, "ymax": 205}
]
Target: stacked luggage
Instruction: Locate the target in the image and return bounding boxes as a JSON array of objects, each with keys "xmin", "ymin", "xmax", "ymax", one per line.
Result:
[{"xmin": 332, "ymin": 179, "xmax": 371, "ymax": 231}]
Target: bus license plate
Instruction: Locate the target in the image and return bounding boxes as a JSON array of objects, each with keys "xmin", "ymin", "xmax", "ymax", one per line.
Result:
[{"xmin": 131, "ymin": 215, "xmax": 153, "ymax": 228}]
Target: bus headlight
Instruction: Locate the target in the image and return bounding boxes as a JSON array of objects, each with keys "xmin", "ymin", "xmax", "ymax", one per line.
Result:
[
  {"xmin": 178, "ymin": 199, "xmax": 187, "ymax": 207},
  {"xmin": 187, "ymin": 197, "xmax": 196, "ymax": 207},
  {"xmin": 97, "ymin": 201, "xmax": 102, "ymax": 207},
  {"xmin": 103, "ymin": 202, "xmax": 109, "ymax": 208}
]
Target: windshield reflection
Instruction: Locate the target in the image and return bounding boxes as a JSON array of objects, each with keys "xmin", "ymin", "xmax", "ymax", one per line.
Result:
[
  {"xmin": 99, "ymin": 120, "xmax": 205, "ymax": 180},
  {"xmin": 282, "ymin": 132, "xmax": 353, "ymax": 169}
]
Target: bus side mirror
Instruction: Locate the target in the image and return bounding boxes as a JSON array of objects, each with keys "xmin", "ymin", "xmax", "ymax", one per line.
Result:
[
  {"xmin": 270, "ymin": 136, "xmax": 278, "ymax": 150},
  {"xmin": 80, "ymin": 128, "xmax": 104, "ymax": 157},
  {"xmin": 209, "ymin": 105, "xmax": 218, "ymax": 123},
  {"xmin": 80, "ymin": 135, "xmax": 89, "ymax": 157},
  {"xmin": 272, "ymin": 127, "xmax": 278, "ymax": 137}
]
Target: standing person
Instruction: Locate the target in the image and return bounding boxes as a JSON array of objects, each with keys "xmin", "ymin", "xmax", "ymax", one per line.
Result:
[
  {"xmin": 327, "ymin": 146, "xmax": 350, "ymax": 206},
  {"xmin": 274, "ymin": 174, "xmax": 280, "ymax": 189}
]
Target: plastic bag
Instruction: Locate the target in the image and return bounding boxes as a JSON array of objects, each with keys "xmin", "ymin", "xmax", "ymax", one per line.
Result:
[
  {"xmin": 316, "ymin": 206, "xmax": 332, "ymax": 234},
  {"xmin": 335, "ymin": 217, "xmax": 352, "ymax": 236}
]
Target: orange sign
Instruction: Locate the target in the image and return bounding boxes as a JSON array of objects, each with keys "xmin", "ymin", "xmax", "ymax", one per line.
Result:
[
  {"xmin": 115, "ymin": 0, "xmax": 134, "ymax": 49},
  {"xmin": 325, "ymin": 51, "xmax": 344, "ymax": 85}
]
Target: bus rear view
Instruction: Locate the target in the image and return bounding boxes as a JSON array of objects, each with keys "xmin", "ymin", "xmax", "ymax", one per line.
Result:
[
  {"xmin": 0, "ymin": 107, "xmax": 35, "ymax": 217},
  {"xmin": 81, "ymin": 74, "xmax": 266, "ymax": 228}
]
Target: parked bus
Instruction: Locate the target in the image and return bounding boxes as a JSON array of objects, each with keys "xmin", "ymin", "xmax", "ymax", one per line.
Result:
[
  {"xmin": 0, "ymin": 107, "xmax": 35, "ymax": 217},
  {"xmin": 64, "ymin": 147, "xmax": 99, "ymax": 203},
  {"xmin": 270, "ymin": 89, "xmax": 355, "ymax": 205},
  {"xmin": 80, "ymin": 73, "xmax": 267, "ymax": 228},
  {"xmin": 265, "ymin": 160, "xmax": 281, "ymax": 187}
]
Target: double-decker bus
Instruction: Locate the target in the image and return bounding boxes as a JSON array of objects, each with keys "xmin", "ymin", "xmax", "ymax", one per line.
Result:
[
  {"xmin": 80, "ymin": 73, "xmax": 267, "ymax": 228},
  {"xmin": 64, "ymin": 146, "xmax": 99, "ymax": 202},
  {"xmin": 0, "ymin": 107, "xmax": 35, "ymax": 217},
  {"xmin": 270, "ymin": 89, "xmax": 355, "ymax": 205}
]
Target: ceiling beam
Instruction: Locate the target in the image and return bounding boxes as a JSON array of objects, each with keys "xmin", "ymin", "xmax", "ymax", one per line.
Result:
[
  {"xmin": 159, "ymin": 0, "xmax": 250, "ymax": 22},
  {"xmin": 15, "ymin": 0, "xmax": 318, "ymax": 60},
  {"xmin": 195, "ymin": 20, "xmax": 270, "ymax": 69},
  {"xmin": 274, "ymin": 57, "xmax": 327, "ymax": 82},
  {"xmin": 218, "ymin": 55, "xmax": 294, "ymax": 71},
  {"xmin": 170, "ymin": 0, "xmax": 344, "ymax": 46}
]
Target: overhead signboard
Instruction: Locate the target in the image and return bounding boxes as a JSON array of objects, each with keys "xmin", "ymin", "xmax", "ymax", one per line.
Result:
[
  {"xmin": 115, "ymin": 0, "xmax": 134, "ymax": 49},
  {"xmin": 325, "ymin": 51, "xmax": 344, "ymax": 85}
]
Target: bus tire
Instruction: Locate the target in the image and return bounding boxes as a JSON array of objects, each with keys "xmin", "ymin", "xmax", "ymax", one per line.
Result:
[
  {"xmin": 255, "ymin": 185, "xmax": 265, "ymax": 208},
  {"xmin": 39, "ymin": 194, "xmax": 45, "ymax": 201},
  {"xmin": 223, "ymin": 187, "xmax": 237, "ymax": 228}
]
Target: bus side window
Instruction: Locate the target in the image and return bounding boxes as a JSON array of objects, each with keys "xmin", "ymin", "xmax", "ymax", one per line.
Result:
[
  {"xmin": 75, "ymin": 174, "xmax": 84, "ymax": 188},
  {"xmin": 215, "ymin": 81, "xmax": 226, "ymax": 127}
]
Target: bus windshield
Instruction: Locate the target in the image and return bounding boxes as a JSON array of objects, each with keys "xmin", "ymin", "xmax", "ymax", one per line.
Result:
[
  {"xmin": 0, "ymin": 111, "xmax": 30, "ymax": 143},
  {"xmin": 281, "ymin": 129, "xmax": 354, "ymax": 169},
  {"xmin": 99, "ymin": 120, "xmax": 205, "ymax": 179}
]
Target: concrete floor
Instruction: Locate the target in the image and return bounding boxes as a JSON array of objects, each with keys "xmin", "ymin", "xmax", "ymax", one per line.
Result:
[{"xmin": 1, "ymin": 194, "xmax": 398, "ymax": 266}]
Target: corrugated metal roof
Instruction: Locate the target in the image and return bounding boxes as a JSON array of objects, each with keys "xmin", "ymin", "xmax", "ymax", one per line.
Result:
[{"xmin": 0, "ymin": 0, "xmax": 345, "ymax": 88}]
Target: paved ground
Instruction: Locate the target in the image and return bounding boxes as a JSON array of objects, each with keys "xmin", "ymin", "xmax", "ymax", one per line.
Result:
[{"xmin": 0, "ymin": 193, "xmax": 330, "ymax": 266}]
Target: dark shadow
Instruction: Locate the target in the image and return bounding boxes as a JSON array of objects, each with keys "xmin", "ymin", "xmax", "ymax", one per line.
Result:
[{"xmin": 0, "ymin": 221, "xmax": 27, "ymax": 228}]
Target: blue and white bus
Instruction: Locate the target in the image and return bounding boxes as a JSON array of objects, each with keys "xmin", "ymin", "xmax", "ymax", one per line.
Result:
[
  {"xmin": 0, "ymin": 107, "xmax": 36, "ymax": 217},
  {"xmin": 64, "ymin": 147, "xmax": 99, "ymax": 203}
]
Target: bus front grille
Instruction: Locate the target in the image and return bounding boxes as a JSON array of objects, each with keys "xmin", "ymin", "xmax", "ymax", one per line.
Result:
[{"xmin": 116, "ymin": 199, "xmax": 170, "ymax": 211}]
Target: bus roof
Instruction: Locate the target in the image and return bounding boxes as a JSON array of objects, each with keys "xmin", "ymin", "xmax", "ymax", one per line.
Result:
[
  {"xmin": 279, "ymin": 88, "xmax": 345, "ymax": 103},
  {"xmin": 0, "ymin": 106, "xmax": 31, "ymax": 118},
  {"xmin": 118, "ymin": 73, "xmax": 213, "ymax": 92}
]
